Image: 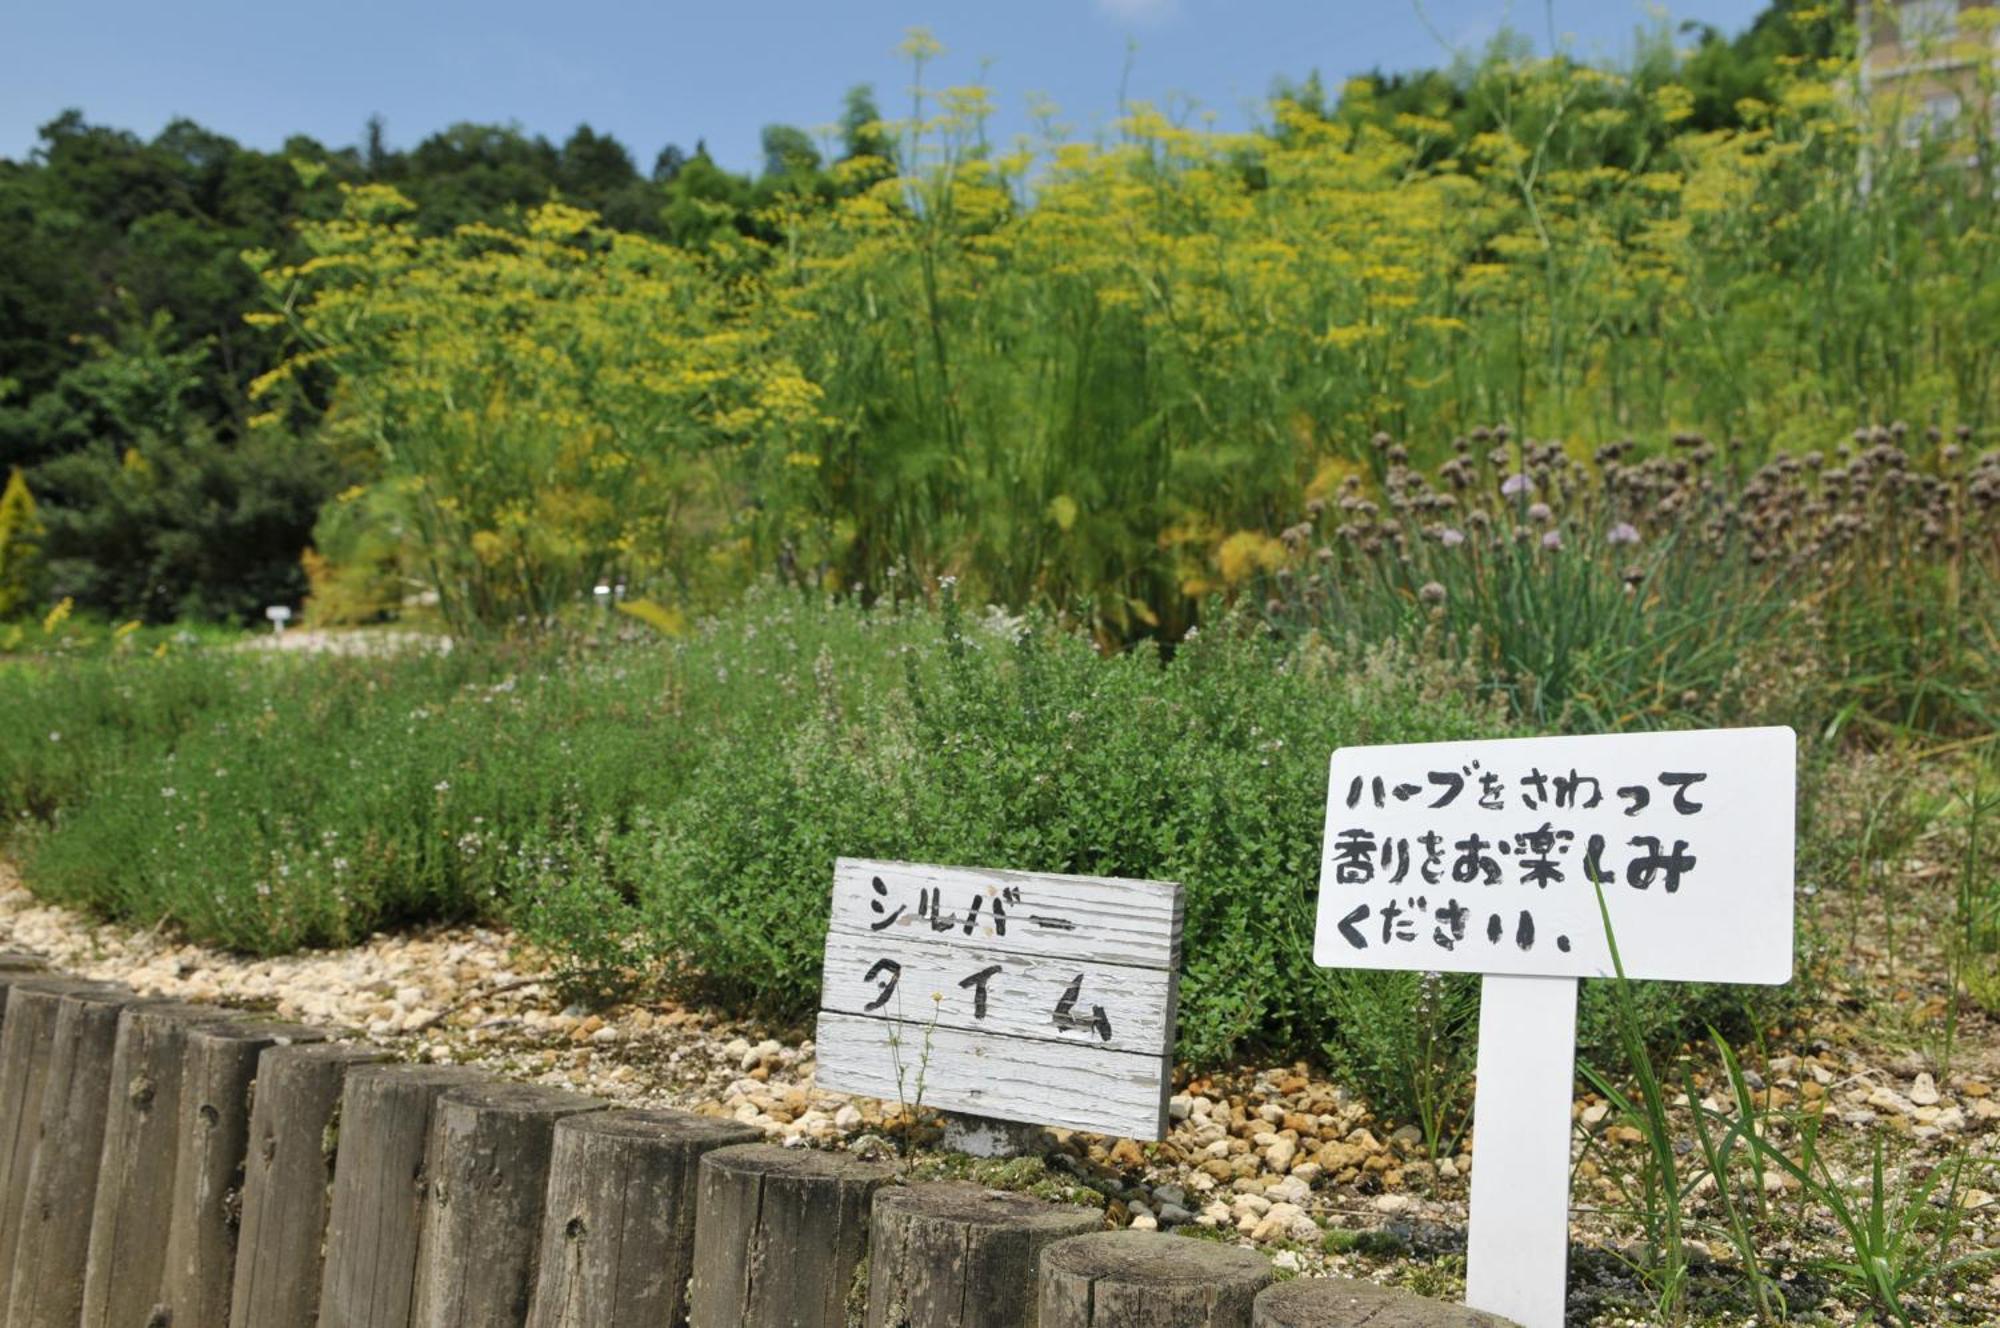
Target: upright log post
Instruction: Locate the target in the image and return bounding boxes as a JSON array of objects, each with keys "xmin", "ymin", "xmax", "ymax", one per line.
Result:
[
  {"xmin": 408, "ymin": 1082, "xmax": 603, "ymax": 1328},
  {"xmin": 1037, "ymin": 1230, "xmax": 1274, "ymax": 1328},
  {"xmin": 5, "ymin": 983, "xmax": 139, "ymax": 1328},
  {"xmin": 688, "ymin": 1143, "xmax": 896, "ymax": 1328},
  {"xmin": 526, "ymin": 1108, "xmax": 760, "ymax": 1328},
  {"xmin": 228, "ymin": 1042, "xmax": 389, "ymax": 1328},
  {"xmin": 161, "ymin": 1019, "xmax": 327, "ymax": 1328},
  {"xmin": 80, "ymin": 1000, "xmax": 241, "ymax": 1328},
  {"xmin": 318, "ymin": 1063, "xmax": 490, "ymax": 1328},
  {"xmin": 865, "ymin": 1181, "xmax": 1102, "ymax": 1328},
  {"xmin": 0, "ymin": 978, "xmax": 126, "ymax": 1293}
]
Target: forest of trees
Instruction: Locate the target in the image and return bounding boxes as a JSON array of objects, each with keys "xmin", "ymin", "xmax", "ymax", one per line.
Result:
[{"xmin": 0, "ymin": 3, "xmax": 1857, "ymax": 624}]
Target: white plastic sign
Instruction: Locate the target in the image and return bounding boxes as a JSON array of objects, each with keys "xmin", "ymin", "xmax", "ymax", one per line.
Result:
[
  {"xmin": 1313, "ymin": 727, "xmax": 1795, "ymax": 1328},
  {"xmin": 815, "ymin": 859, "xmax": 1183, "ymax": 1140},
  {"xmin": 1314, "ymin": 726, "xmax": 1795, "ymax": 983}
]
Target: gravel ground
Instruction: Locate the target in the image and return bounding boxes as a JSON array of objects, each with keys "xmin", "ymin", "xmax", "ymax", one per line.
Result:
[
  {"xmin": 3, "ymin": 861, "xmax": 1996, "ymax": 1325},
  {"xmin": 235, "ymin": 627, "xmax": 451, "ymax": 656}
]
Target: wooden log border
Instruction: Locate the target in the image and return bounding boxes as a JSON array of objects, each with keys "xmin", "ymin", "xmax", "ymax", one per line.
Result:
[{"xmin": 0, "ymin": 956, "xmax": 1513, "ymax": 1328}]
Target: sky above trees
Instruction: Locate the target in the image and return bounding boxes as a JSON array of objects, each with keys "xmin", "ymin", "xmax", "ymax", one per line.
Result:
[{"xmin": 3, "ymin": 0, "xmax": 1769, "ymax": 171}]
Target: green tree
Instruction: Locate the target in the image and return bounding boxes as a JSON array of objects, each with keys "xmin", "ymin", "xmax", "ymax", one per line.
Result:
[
  {"xmin": 760, "ymin": 124, "xmax": 821, "ymax": 180},
  {"xmin": 5, "ymin": 315, "xmax": 334, "ymax": 621},
  {"xmin": 839, "ymin": 84, "xmax": 893, "ymax": 162},
  {"xmin": 659, "ymin": 144, "xmax": 756, "ymax": 246},
  {"xmin": 651, "ymin": 143, "xmax": 688, "ymax": 184},
  {"xmin": 32, "ymin": 422, "xmax": 333, "ymax": 622}
]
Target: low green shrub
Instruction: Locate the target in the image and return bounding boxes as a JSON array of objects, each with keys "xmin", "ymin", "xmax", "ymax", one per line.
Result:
[
  {"xmin": 599, "ymin": 591, "xmax": 1498, "ymax": 1067},
  {"xmin": 0, "ymin": 586, "xmax": 1812, "ymax": 1135}
]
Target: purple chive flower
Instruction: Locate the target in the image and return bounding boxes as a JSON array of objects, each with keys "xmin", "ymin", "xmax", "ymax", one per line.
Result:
[
  {"xmin": 1527, "ymin": 501, "xmax": 1553, "ymax": 523},
  {"xmin": 1541, "ymin": 528, "xmax": 1564, "ymax": 550},
  {"xmin": 1607, "ymin": 521, "xmax": 1641, "ymax": 546},
  {"xmin": 1438, "ymin": 527, "xmax": 1467, "ymax": 547},
  {"xmin": 1501, "ymin": 472, "xmax": 1534, "ymax": 497}
]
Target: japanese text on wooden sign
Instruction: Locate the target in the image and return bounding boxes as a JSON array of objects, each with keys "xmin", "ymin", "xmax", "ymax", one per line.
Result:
[
  {"xmin": 815, "ymin": 859, "xmax": 1184, "ymax": 1140},
  {"xmin": 1312, "ymin": 727, "xmax": 1796, "ymax": 984}
]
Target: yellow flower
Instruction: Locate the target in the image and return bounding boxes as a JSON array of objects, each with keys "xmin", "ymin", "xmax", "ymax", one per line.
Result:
[{"xmin": 1215, "ymin": 532, "xmax": 1287, "ymax": 586}]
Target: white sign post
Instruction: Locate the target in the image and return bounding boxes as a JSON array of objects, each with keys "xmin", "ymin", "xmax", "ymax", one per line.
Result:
[
  {"xmin": 265, "ymin": 605, "xmax": 292, "ymax": 634},
  {"xmin": 815, "ymin": 858, "xmax": 1184, "ymax": 1143},
  {"xmin": 1312, "ymin": 727, "xmax": 1795, "ymax": 1328}
]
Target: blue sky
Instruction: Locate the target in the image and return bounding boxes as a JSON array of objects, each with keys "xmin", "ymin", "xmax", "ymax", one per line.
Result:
[{"xmin": 2, "ymin": 1, "xmax": 1769, "ymax": 172}]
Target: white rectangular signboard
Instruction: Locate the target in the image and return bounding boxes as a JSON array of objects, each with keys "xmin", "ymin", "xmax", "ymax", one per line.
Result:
[
  {"xmin": 1313, "ymin": 726, "xmax": 1795, "ymax": 983},
  {"xmin": 1313, "ymin": 726, "xmax": 1796, "ymax": 1328},
  {"xmin": 815, "ymin": 859, "xmax": 1183, "ymax": 1140}
]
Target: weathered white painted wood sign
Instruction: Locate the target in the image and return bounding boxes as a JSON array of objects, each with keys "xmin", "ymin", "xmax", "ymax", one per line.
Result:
[
  {"xmin": 1312, "ymin": 726, "xmax": 1796, "ymax": 1328},
  {"xmin": 815, "ymin": 858, "xmax": 1184, "ymax": 1141}
]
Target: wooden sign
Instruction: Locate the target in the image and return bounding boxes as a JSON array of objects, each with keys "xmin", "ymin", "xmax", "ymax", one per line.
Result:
[
  {"xmin": 814, "ymin": 859, "xmax": 1183, "ymax": 1140},
  {"xmin": 1312, "ymin": 727, "xmax": 1795, "ymax": 1328}
]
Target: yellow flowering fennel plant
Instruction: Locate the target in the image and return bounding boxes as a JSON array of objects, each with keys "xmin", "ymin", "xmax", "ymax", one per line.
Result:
[
  {"xmin": 248, "ymin": 23, "xmax": 1996, "ymax": 637},
  {"xmin": 249, "ymin": 188, "xmax": 827, "ymax": 631}
]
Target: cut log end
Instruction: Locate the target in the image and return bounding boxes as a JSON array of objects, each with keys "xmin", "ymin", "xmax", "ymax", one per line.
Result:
[
  {"xmin": 867, "ymin": 1180, "xmax": 1102, "ymax": 1328},
  {"xmin": 1038, "ymin": 1230, "xmax": 1274, "ymax": 1328},
  {"xmin": 1253, "ymin": 1277, "xmax": 1521, "ymax": 1328},
  {"xmin": 873, "ymin": 1180, "xmax": 1101, "ymax": 1233}
]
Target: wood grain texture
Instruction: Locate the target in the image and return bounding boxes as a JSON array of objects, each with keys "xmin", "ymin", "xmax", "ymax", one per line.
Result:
[
  {"xmin": 1038, "ymin": 1232, "xmax": 1273, "ymax": 1328},
  {"xmin": 0, "ymin": 977, "xmax": 125, "ymax": 1299},
  {"xmin": 688, "ymin": 1143, "xmax": 896, "ymax": 1328},
  {"xmin": 865, "ymin": 1181, "xmax": 1101, "ymax": 1328},
  {"xmin": 228, "ymin": 1042, "xmax": 389, "ymax": 1328},
  {"xmin": 830, "ymin": 860, "xmax": 1183, "ymax": 970},
  {"xmin": 5, "ymin": 983, "xmax": 137, "ymax": 1328},
  {"xmin": 814, "ymin": 1012, "xmax": 1172, "ymax": 1140},
  {"xmin": 1253, "ymin": 1277, "xmax": 1519, "ymax": 1327},
  {"xmin": 821, "ymin": 860, "xmax": 1185, "ymax": 1141},
  {"xmin": 821, "ymin": 931, "xmax": 1173, "ymax": 1054},
  {"xmin": 0, "ymin": 956, "xmax": 48, "ymax": 1010},
  {"xmin": 525, "ymin": 1109, "xmax": 761, "ymax": 1328},
  {"xmin": 409, "ymin": 1082, "xmax": 605, "ymax": 1328},
  {"xmin": 163, "ymin": 1020, "xmax": 328, "ymax": 1328},
  {"xmin": 318, "ymin": 1063, "xmax": 491, "ymax": 1328},
  {"xmin": 80, "ymin": 1001, "xmax": 242, "ymax": 1328}
]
